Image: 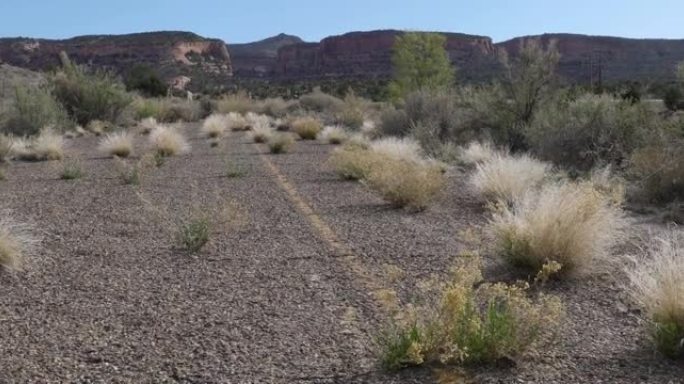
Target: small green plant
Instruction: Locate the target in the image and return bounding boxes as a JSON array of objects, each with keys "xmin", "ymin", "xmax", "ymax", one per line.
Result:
[
  {"xmin": 225, "ymin": 161, "xmax": 246, "ymax": 178},
  {"xmin": 153, "ymin": 151, "xmax": 166, "ymax": 167},
  {"xmin": 378, "ymin": 255, "xmax": 562, "ymax": 370},
  {"xmin": 60, "ymin": 159, "xmax": 84, "ymax": 180},
  {"xmin": 176, "ymin": 214, "xmax": 211, "ymax": 253},
  {"xmin": 115, "ymin": 155, "xmax": 154, "ymax": 185},
  {"xmin": 268, "ymin": 133, "xmax": 294, "ymax": 154}
]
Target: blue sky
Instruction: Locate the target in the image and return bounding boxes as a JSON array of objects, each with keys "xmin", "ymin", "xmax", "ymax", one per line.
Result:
[{"xmin": 1, "ymin": 0, "xmax": 682, "ymax": 43}]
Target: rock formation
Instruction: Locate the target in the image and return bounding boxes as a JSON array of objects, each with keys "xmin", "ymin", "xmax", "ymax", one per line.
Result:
[{"xmin": 0, "ymin": 31, "xmax": 233, "ymax": 92}]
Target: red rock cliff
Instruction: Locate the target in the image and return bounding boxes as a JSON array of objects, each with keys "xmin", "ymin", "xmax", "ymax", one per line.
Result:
[{"xmin": 0, "ymin": 31, "xmax": 232, "ymax": 91}]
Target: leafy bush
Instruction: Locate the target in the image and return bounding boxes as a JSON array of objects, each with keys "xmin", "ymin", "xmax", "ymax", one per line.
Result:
[
  {"xmin": 124, "ymin": 64, "xmax": 167, "ymax": 97},
  {"xmin": 489, "ymin": 181, "xmax": 625, "ymax": 277},
  {"xmin": 469, "ymin": 153, "xmax": 552, "ymax": 204},
  {"xmin": 98, "ymin": 131, "xmax": 134, "ymax": 158},
  {"xmin": 3, "ymin": 86, "xmax": 70, "ymax": 136},
  {"xmin": 627, "ymin": 231, "xmax": 684, "ymax": 358},
  {"xmin": 378, "ymin": 256, "xmax": 562, "ymax": 370},
  {"xmin": 292, "ymin": 117, "xmax": 323, "ymax": 140},
  {"xmin": 51, "ymin": 59, "xmax": 131, "ymax": 125},
  {"xmin": 527, "ymin": 94, "xmax": 653, "ymax": 170},
  {"xmin": 364, "ymin": 157, "xmax": 444, "ymax": 211},
  {"xmin": 630, "ymin": 133, "xmax": 684, "ymax": 204},
  {"xmin": 378, "ymin": 107, "xmax": 410, "ymax": 137}
]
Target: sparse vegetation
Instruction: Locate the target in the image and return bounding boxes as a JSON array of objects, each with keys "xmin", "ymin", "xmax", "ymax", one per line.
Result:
[
  {"xmin": 60, "ymin": 158, "xmax": 84, "ymax": 180},
  {"xmin": 320, "ymin": 126, "xmax": 348, "ymax": 144},
  {"xmin": 177, "ymin": 213, "xmax": 211, "ymax": 253},
  {"xmin": 489, "ymin": 181, "xmax": 625, "ymax": 277},
  {"xmin": 98, "ymin": 131, "xmax": 134, "ymax": 158},
  {"xmin": 628, "ymin": 231, "xmax": 684, "ymax": 358},
  {"xmin": 378, "ymin": 256, "xmax": 562, "ymax": 370}
]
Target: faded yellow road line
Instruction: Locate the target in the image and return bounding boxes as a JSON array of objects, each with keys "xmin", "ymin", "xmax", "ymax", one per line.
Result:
[{"xmin": 259, "ymin": 153, "xmax": 388, "ymax": 298}]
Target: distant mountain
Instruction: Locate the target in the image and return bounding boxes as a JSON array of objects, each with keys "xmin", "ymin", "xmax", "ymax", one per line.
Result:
[
  {"xmin": 0, "ymin": 31, "xmax": 233, "ymax": 92},
  {"xmin": 228, "ymin": 33, "xmax": 304, "ymax": 77},
  {"xmin": 2, "ymin": 30, "xmax": 684, "ymax": 93}
]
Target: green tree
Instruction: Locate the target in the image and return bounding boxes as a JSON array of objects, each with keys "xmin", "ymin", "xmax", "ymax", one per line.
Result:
[{"xmin": 388, "ymin": 32, "xmax": 455, "ymax": 100}]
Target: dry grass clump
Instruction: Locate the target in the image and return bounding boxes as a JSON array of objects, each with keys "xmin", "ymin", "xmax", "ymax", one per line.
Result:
[
  {"xmin": 148, "ymin": 125, "xmax": 190, "ymax": 157},
  {"xmin": 459, "ymin": 141, "xmax": 499, "ymax": 165},
  {"xmin": 370, "ymin": 137, "xmax": 423, "ymax": 163},
  {"xmin": 98, "ymin": 131, "xmax": 134, "ymax": 158},
  {"xmin": 60, "ymin": 158, "xmax": 84, "ymax": 180},
  {"xmin": 320, "ymin": 126, "xmax": 349, "ymax": 145},
  {"xmin": 249, "ymin": 124, "xmax": 274, "ymax": 143},
  {"xmin": 226, "ymin": 112, "xmax": 250, "ymax": 131},
  {"xmin": 12, "ymin": 128, "xmax": 64, "ymax": 161},
  {"xmin": 201, "ymin": 114, "xmax": 228, "ymax": 138},
  {"xmin": 138, "ymin": 117, "xmax": 158, "ymax": 135},
  {"xmin": 292, "ymin": 117, "xmax": 323, "ymax": 140},
  {"xmin": 214, "ymin": 91, "xmax": 256, "ymax": 114},
  {"xmin": 245, "ymin": 112, "xmax": 271, "ymax": 131},
  {"xmin": 489, "ymin": 181, "xmax": 626, "ymax": 277},
  {"xmin": 0, "ymin": 134, "xmax": 12, "ymax": 163},
  {"xmin": 0, "ymin": 210, "xmax": 37, "ymax": 270},
  {"xmin": 378, "ymin": 255, "xmax": 562, "ymax": 370},
  {"xmin": 328, "ymin": 144, "xmax": 382, "ymax": 180},
  {"xmin": 628, "ymin": 231, "xmax": 684, "ymax": 358},
  {"xmin": 630, "ymin": 140, "xmax": 684, "ymax": 204},
  {"xmin": 365, "ymin": 158, "xmax": 445, "ymax": 211},
  {"xmin": 470, "ymin": 153, "xmax": 552, "ymax": 204},
  {"xmin": 267, "ymin": 133, "xmax": 295, "ymax": 154}
]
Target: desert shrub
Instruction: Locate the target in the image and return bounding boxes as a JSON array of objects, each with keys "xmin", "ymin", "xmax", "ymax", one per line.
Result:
[
  {"xmin": 114, "ymin": 155, "xmax": 154, "ymax": 185},
  {"xmin": 320, "ymin": 126, "xmax": 348, "ymax": 145},
  {"xmin": 201, "ymin": 114, "xmax": 228, "ymax": 138},
  {"xmin": 527, "ymin": 94, "xmax": 653, "ymax": 170},
  {"xmin": 249, "ymin": 124, "xmax": 273, "ymax": 143},
  {"xmin": 148, "ymin": 125, "xmax": 190, "ymax": 157},
  {"xmin": 627, "ymin": 231, "xmax": 684, "ymax": 358},
  {"xmin": 98, "ymin": 131, "xmax": 134, "ymax": 158},
  {"xmin": 299, "ymin": 87, "xmax": 344, "ymax": 113},
  {"xmin": 50, "ymin": 58, "xmax": 131, "ymax": 125},
  {"xmin": 379, "ymin": 107, "xmax": 411, "ymax": 137},
  {"xmin": 215, "ymin": 91, "xmax": 256, "ymax": 114},
  {"xmin": 630, "ymin": 134, "xmax": 684, "ymax": 204},
  {"xmin": 267, "ymin": 133, "xmax": 294, "ymax": 154},
  {"xmin": 459, "ymin": 141, "xmax": 499, "ymax": 166},
  {"xmin": 60, "ymin": 159, "xmax": 84, "ymax": 180},
  {"xmin": 292, "ymin": 117, "xmax": 323, "ymax": 140},
  {"xmin": 470, "ymin": 153, "xmax": 552, "ymax": 204},
  {"xmin": 663, "ymin": 86, "xmax": 683, "ymax": 112},
  {"xmin": 177, "ymin": 213, "xmax": 210, "ymax": 253},
  {"xmin": 124, "ymin": 64, "xmax": 167, "ymax": 97},
  {"xmin": 0, "ymin": 210, "xmax": 36, "ymax": 270},
  {"xmin": 3, "ymin": 85, "xmax": 70, "ymax": 136},
  {"xmin": 378, "ymin": 256, "xmax": 562, "ymax": 370},
  {"xmin": 328, "ymin": 145, "xmax": 382, "ymax": 180},
  {"xmin": 335, "ymin": 90, "xmax": 366, "ymax": 129},
  {"xmin": 11, "ymin": 128, "xmax": 64, "ymax": 161},
  {"xmin": 489, "ymin": 181, "xmax": 625, "ymax": 277},
  {"xmin": 364, "ymin": 157, "xmax": 444, "ymax": 211}
]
